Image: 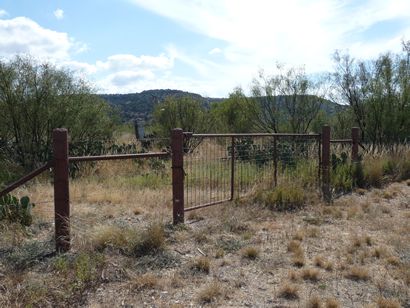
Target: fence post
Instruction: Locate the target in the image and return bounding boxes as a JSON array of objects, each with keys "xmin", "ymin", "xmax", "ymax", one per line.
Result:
[
  {"xmin": 273, "ymin": 136, "xmax": 278, "ymax": 187},
  {"xmin": 351, "ymin": 127, "xmax": 359, "ymax": 162},
  {"xmin": 321, "ymin": 125, "xmax": 331, "ymax": 203},
  {"xmin": 171, "ymin": 128, "xmax": 184, "ymax": 224},
  {"xmin": 230, "ymin": 136, "xmax": 235, "ymax": 200},
  {"xmin": 53, "ymin": 128, "xmax": 70, "ymax": 252}
]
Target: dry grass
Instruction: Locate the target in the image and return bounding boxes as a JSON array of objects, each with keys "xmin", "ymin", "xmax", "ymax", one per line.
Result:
[
  {"xmin": 190, "ymin": 257, "xmax": 211, "ymax": 274},
  {"xmin": 376, "ymin": 297, "xmax": 401, "ymax": 308},
  {"xmin": 301, "ymin": 268, "xmax": 320, "ymax": 282},
  {"xmin": 346, "ymin": 266, "xmax": 370, "ymax": 281},
  {"xmin": 131, "ymin": 273, "xmax": 160, "ymax": 290},
  {"xmin": 325, "ymin": 298, "xmax": 341, "ymax": 308},
  {"xmin": 314, "ymin": 256, "xmax": 333, "ymax": 271},
  {"xmin": 278, "ymin": 282, "xmax": 299, "ymax": 300},
  {"xmin": 2, "ymin": 150, "xmax": 410, "ymax": 307},
  {"xmin": 197, "ymin": 282, "xmax": 223, "ymax": 304},
  {"xmin": 241, "ymin": 246, "xmax": 259, "ymax": 260}
]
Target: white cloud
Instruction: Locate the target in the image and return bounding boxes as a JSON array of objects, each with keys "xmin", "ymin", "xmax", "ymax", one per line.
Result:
[
  {"xmin": 209, "ymin": 48, "xmax": 222, "ymax": 55},
  {"xmin": 130, "ymin": 0, "xmax": 410, "ymax": 75},
  {"xmin": 0, "ymin": 9, "xmax": 8, "ymax": 17},
  {"xmin": 53, "ymin": 9, "xmax": 64, "ymax": 20},
  {"xmin": 0, "ymin": 17, "xmax": 85, "ymax": 60}
]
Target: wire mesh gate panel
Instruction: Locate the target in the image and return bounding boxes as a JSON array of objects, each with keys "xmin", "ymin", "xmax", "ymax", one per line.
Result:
[{"xmin": 183, "ymin": 133, "xmax": 321, "ymax": 211}]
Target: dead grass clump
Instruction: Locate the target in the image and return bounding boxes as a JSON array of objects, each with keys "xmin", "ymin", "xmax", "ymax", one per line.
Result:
[
  {"xmin": 314, "ymin": 256, "xmax": 333, "ymax": 271},
  {"xmin": 288, "ymin": 240, "xmax": 302, "ymax": 253},
  {"xmin": 386, "ymin": 256, "xmax": 401, "ymax": 266},
  {"xmin": 376, "ymin": 297, "xmax": 401, "ymax": 308},
  {"xmin": 197, "ymin": 282, "xmax": 222, "ymax": 304},
  {"xmin": 346, "ymin": 266, "xmax": 370, "ymax": 281},
  {"xmin": 325, "ymin": 298, "xmax": 341, "ymax": 308},
  {"xmin": 305, "ymin": 226, "xmax": 320, "ymax": 238},
  {"xmin": 347, "ymin": 205, "xmax": 362, "ymax": 219},
  {"xmin": 278, "ymin": 282, "xmax": 299, "ymax": 300},
  {"xmin": 372, "ymin": 246, "xmax": 389, "ymax": 259},
  {"xmin": 292, "ymin": 230, "xmax": 305, "ymax": 241},
  {"xmin": 132, "ymin": 222, "xmax": 165, "ymax": 256},
  {"xmin": 190, "ymin": 256, "xmax": 210, "ymax": 274},
  {"xmin": 88, "ymin": 225, "xmax": 130, "ymax": 251},
  {"xmin": 292, "ymin": 254, "xmax": 305, "ymax": 268},
  {"xmin": 301, "ymin": 268, "xmax": 320, "ymax": 282},
  {"xmin": 241, "ymin": 246, "xmax": 259, "ymax": 260},
  {"xmin": 364, "ymin": 159, "xmax": 384, "ymax": 188},
  {"xmin": 306, "ymin": 296, "xmax": 322, "ymax": 308},
  {"xmin": 288, "ymin": 270, "xmax": 299, "ymax": 282},
  {"xmin": 131, "ymin": 273, "xmax": 159, "ymax": 290}
]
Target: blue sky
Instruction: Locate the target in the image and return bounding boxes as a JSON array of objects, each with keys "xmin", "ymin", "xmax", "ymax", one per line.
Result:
[{"xmin": 1, "ymin": 0, "xmax": 409, "ymax": 97}]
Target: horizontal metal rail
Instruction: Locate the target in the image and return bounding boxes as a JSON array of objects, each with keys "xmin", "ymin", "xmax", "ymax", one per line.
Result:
[
  {"xmin": 330, "ymin": 139, "xmax": 352, "ymax": 144},
  {"xmin": 0, "ymin": 162, "xmax": 52, "ymax": 198},
  {"xmin": 186, "ymin": 132, "xmax": 320, "ymax": 138},
  {"xmin": 69, "ymin": 152, "xmax": 169, "ymax": 162},
  {"xmin": 184, "ymin": 198, "xmax": 231, "ymax": 212}
]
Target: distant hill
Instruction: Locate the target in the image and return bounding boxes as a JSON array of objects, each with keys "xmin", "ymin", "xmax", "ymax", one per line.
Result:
[
  {"xmin": 99, "ymin": 89, "xmax": 343, "ymax": 123},
  {"xmin": 100, "ymin": 89, "xmax": 224, "ymax": 122}
]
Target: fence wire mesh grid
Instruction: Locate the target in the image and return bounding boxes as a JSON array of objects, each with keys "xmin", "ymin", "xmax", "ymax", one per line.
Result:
[{"xmin": 183, "ymin": 134, "xmax": 320, "ymax": 210}]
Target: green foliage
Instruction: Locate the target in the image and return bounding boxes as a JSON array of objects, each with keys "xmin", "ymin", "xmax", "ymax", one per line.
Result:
[
  {"xmin": 333, "ymin": 42, "xmax": 410, "ymax": 147},
  {"xmin": 331, "ymin": 163, "xmax": 353, "ymax": 193},
  {"xmin": 0, "ymin": 194, "xmax": 35, "ymax": 226},
  {"xmin": 210, "ymin": 88, "xmax": 254, "ymax": 133},
  {"xmin": 0, "ymin": 56, "xmax": 117, "ymax": 171}
]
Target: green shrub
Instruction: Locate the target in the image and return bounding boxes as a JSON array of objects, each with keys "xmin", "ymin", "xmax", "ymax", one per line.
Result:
[
  {"xmin": 331, "ymin": 163, "xmax": 353, "ymax": 193},
  {"xmin": 263, "ymin": 183, "xmax": 305, "ymax": 211},
  {"xmin": 0, "ymin": 194, "xmax": 35, "ymax": 226}
]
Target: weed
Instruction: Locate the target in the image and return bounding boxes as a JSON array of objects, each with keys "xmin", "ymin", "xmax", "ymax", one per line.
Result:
[
  {"xmin": 197, "ymin": 282, "xmax": 222, "ymax": 304},
  {"xmin": 288, "ymin": 240, "xmax": 301, "ymax": 253},
  {"xmin": 242, "ymin": 246, "xmax": 259, "ymax": 260},
  {"xmin": 314, "ymin": 256, "xmax": 333, "ymax": 271},
  {"xmin": 264, "ymin": 183, "xmax": 305, "ymax": 211},
  {"xmin": 376, "ymin": 297, "xmax": 401, "ymax": 308},
  {"xmin": 278, "ymin": 282, "xmax": 299, "ymax": 300},
  {"xmin": 191, "ymin": 256, "xmax": 210, "ymax": 274},
  {"xmin": 132, "ymin": 273, "xmax": 159, "ymax": 290},
  {"xmin": 292, "ymin": 230, "xmax": 305, "ymax": 241},
  {"xmin": 364, "ymin": 159, "xmax": 384, "ymax": 188},
  {"xmin": 132, "ymin": 222, "xmax": 165, "ymax": 256},
  {"xmin": 325, "ymin": 298, "xmax": 341, "ymax": 308},
  {"xmin": 306, "ymin": 296, "xmax": 322, "ymax": 308},
  {"xmin": 301, "ymin": 268, "xmax": 320, "ymax": 282},
  {"xmin": 386, "ymin": 256, "xmax": 401, "ymax": 266},
  {"xmin": 346, "ymin": 266, "xmax": 370, "ymax": 281}
]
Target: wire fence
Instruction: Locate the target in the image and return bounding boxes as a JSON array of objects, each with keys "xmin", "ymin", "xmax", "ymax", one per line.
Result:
[{"xmin": 183, "ymin": 133, "xmax": 321, "ymax": 211}]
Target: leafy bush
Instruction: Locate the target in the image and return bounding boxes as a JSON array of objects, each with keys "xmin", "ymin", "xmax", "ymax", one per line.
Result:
[
  {"xmin": 331, "ymin": 163, "xmax": 353, "ymax": 193},
  {"xmin": 0, "ymin": 194, "xmax": 35, "ymax": 226}
]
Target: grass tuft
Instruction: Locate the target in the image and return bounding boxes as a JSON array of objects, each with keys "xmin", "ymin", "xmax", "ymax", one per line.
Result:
[
  {"xmin": 301, "ymin": 268, "xmax": 320, "ymax": 282},
  {"xmin": 278, "ymin": 282, "xmax": 299, "ymax": 300},
  {"xmin": 190, "ymin": 256, "xmax": 210, "ymax": 274},
  {"xmin": 241, "ymin": 246, "xmax": 259, "ymax": 260},
  {"xmin": 345, "ymin": 266, "xmax": 370, "ymax": 281},
  {"xmin": 197, "ymin": 282, "xmax": 222, "ymax": 304}
]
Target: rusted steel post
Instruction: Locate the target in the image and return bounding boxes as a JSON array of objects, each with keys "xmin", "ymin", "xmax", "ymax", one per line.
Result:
[
  {"xmin": 273, "ymin": 136, "xmax": 278, "ymax": 186},
  {"xmin": 230, "ymin": 136, "xmax": 235, "ymax": 200},
  {"xmin": 53, "ymin": 128, "xmax": 70, "ymax": 252},
  {"xmin": 321, "ymin": 125, "xmax": 331, "ymax": 203},
  {"xmin": 171, "ymin": 128, "xmax": 184, "ymax": 224},
  {"xmin": 351, "ymin": 127, "xmax": 359, "ymax": 162}
]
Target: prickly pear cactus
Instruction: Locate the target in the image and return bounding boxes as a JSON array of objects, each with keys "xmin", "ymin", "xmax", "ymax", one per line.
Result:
[{"xmin": 0, "ymin": 194, "xmax": 35, "ymax": 226}]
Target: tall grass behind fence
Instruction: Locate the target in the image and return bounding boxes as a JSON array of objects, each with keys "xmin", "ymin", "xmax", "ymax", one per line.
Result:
[{"xmin": 183, "ymin": 134, "xmax": 320, "ymax": 210}]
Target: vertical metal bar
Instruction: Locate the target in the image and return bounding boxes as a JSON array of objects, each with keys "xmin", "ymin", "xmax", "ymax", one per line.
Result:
[
  {"xmin": 171, "ymin": 128, "xmax": 184, "ymax": 224},
  {"xmin": 351, "ymin": 127, "xmax": 359, "ymax": 162},
  {"xmin": 230, "ymin": 136, "xmax": 235, "ymax": 200},
  {"xmin": 318, "ymin": 137, "xmax": 321, "ymax": 186},
  {"xmin": 53, "ymin": 128, "xmax": 70, "ymax": 252},
  {"xmin": 273, "ymin": 136, "xmax": 278, "ymax": 187},
  {"xmin": 321, "ymin": 125, "xmax": 331, "ymax": 203}
]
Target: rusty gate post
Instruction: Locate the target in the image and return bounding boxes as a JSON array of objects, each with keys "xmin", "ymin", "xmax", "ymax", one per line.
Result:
[
  {"xmin": 351, "ymin": 127, "xmax": 359, "ymax": 162},
  {"xmin": 321, "ymin": 125, "xmax": 331, "ymax": 203},
  {"xmin": 53, "ymin": 128, "xmax": 70, "ymax": 252},
  {"xmin": 230, "ymin": 136, "xmax": 235, "ymax": 200},
  {"xmin": 273, "ymin": 136, "xmax": 278, "ymax": 187},
  {"xmin": 171, "ymin": 128, "xmax": 184, "ymax": 224}
]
